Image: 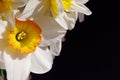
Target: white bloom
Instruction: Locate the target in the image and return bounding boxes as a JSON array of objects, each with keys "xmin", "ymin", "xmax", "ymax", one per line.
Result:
[
  {"xmin": 61, "ymin": 0, "xmax": 92, "ymax": 30},
  {"xmin": 0, "ymin": 10, "xmax": 60, "ymax": 80}
]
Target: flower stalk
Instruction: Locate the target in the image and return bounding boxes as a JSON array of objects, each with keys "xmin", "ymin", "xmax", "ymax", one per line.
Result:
[{"xmin": 0, "ymin": 69, "xmax": 5, "ymax": 80}]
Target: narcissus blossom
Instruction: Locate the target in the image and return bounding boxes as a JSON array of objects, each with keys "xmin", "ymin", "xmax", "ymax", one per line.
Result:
[
  {"xmin": 61, "ymin": 0, "xmax": 92, "ymax": 30},
  {"xmin": 0, "ymin": 0, "xmax": 67, "ymax": 78},
  {"xmin": 0, "ymin": 10, "xmax": 60, "ymax": 80}
]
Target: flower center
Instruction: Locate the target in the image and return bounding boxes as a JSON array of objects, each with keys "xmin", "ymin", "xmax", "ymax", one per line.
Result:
[
  {"xmin": 8, "ymin": 19, "xmax": 42, "ymax": 54},
  {"xmin": 61, "ymin": 0, "xmax": 72, "ymax": 11},
  {"xmin": 16, "ymin": 31, "xmax": 27, "ymax": 41}
]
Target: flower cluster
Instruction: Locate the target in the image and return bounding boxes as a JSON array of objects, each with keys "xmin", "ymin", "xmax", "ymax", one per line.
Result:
[{"xmin": 0, "ymin": 0, "xmax": 92, "ymax": 80}]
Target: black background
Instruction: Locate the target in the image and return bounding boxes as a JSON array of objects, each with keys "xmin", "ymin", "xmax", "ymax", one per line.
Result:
[{"xmin": 31, "ymin": 0, "xmax": 120, "ymax": 80}]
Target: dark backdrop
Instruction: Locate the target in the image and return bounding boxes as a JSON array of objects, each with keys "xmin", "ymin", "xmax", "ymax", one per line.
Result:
[{"xmin": 31, "ymin": 0, "xmax": 120, "ymax": 80}]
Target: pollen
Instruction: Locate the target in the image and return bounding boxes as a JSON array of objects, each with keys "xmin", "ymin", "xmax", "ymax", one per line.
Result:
[
  {"xmin": 8, "ymin": 19, "xmax": 42, "ymax": 54},
  {"xmin": 16, "ymin": 31, "xmax": 27, "ymax": 41}
]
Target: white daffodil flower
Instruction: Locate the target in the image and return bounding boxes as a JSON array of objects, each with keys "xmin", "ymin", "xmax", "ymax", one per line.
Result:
[
  {"xmin": 0, "ymin": 0, "xmax": 28, "ymax": 27},
  {"xmin": 0, "ymin": 10, "xmax": 59, "ymax": 80},
  {"xmin": 18, "ymin": 0, "xmax": 67, "ymax": 56},
  {"xmin": 61, "ymin": 0, "xmax": 92, "ymax": 30}
]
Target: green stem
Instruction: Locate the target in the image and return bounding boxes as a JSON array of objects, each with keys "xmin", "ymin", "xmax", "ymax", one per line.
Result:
[{"xmin": 0, "ymin": 69, "xmax": 5, "ymax": 80}]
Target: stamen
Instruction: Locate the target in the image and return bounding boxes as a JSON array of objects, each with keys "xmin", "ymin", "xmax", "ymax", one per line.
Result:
[{"xmin": 16, "ymin": 31, "xmax": 27, "ymax": 41}]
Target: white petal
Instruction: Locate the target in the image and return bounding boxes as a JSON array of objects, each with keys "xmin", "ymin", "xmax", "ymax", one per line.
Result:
[
  {"xmin": 0, "ymin": 52, "xmax": 5, "ymax": 69},
  {"xmin": 18, "ymin": 0, "xmax": 40, "ymax": 20},
  {"xmin": 51, "ymin": 0, "xmax": 64, "ymax": 17},
  {"xmin": 32, "ymin": 0, "xmax": 64, "ymax": 17},
  {"xmin": 55, "ymin": 13, "xmax": 68, "ymax": 30},
  {"xmin": 63, "ymin": 12, "xmax": 78, "ymax": 30},
  {"xmin": 0, "ymin": 19, "xmax": 8, "ymax": 39},
  {"xmin": 0, "ymin": 60, "xmax": 5, "ymax": 69},
  {"xmin": 34, "ymin": 15, "xmax": 67, "ymax": 40},
  {"xmin": 57, "ymin": 0, "xmax": 64, "ymax": 14},
  {"xmin": 0, "ymin": 10, "xmax": 19, "ymax": 36},
  {"xmin": 74, "ymin": 0, "xmax": 89, "ymax": 4},
  {"xmin": 12, "ymin": 0, "xmax": 28, "ymax": 8},
  {"xmin": 78, "ymin": 13, "xmax": 85, "ymax": 22},
  {"xmin": 2, "ymin": 12, "xmax": 15, "ymax": 29},
  {"xmin": 49, "ymin": 37, "xmax": 62, "ymax": 56},
  {"xmin": 71, "ymin": 2, "xmax": 92, "ymax": 15},
  {"xmin": 3, "ymin": 52, "xmax": 31, "ymax": 80},
  {"xmin": 30, "ymin": 47, "xmax": 54, "ymax": 74},
  {"xmin": 40, "ymin": 36, "xmax": 63, "ymax": 56},
  {"xmin": 0, "ymin": 39, "xmax": 8, "ymax": 69}
]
